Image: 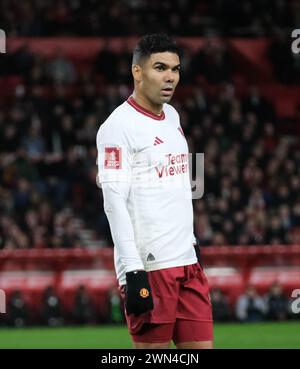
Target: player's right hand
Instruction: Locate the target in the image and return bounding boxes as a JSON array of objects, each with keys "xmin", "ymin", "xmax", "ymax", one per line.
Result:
[{"xmin": 125, "ymin": 270, "xmax": 154, "ymax": 316}]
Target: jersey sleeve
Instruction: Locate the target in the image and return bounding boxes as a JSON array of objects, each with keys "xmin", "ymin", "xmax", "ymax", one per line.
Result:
[
  {"xmin": 96, "ymin": 121, "xmax": 134, "ymax": 184},
  {"xmin": 102, "ymin": 182, "xmax": 145, "ymax": 273},
  {"xmin": 96, "ymin": 120, "xmax": 144, "ymax": 274}
]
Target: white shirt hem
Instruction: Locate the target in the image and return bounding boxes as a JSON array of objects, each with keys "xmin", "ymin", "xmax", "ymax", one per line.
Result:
[
  {"xmin": 118, "ymin": 257, "xmax": 197, "ymax": 286},
  {"xmin": 144, "ymin": 257, "xmax": 197, "ymax": 272}
]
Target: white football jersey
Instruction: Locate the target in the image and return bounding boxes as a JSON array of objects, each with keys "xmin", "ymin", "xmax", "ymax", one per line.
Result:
[{"xmin": 96, "ymin": 96, "xmax": 197, "ymax": 285}]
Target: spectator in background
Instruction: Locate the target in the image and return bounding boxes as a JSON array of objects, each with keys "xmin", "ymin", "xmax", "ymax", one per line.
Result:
[
  {"xmin": 236, "ymin": 286, "xmax": 266, "ymax": 322},
  {"xmin": 266, "ymin": 215, "xmax": 285, "ymax": 244},
  {"xmin": 72, "ymin": 285, "xmax": 96, "ymax": 325},
  {"xmin": 51, "ymin": 207, "xmax": 82, "ymax": 248},
  {"xmin": 10, "ymin": 44, "xmax": 35, "ymax": 76},
  {"xmin": 41, "ymin": 286, "xmax": 64, "ymax": 326},
  {"xmin": 94, "ymin": 39, "xmax": 117, "ymax": 83},
  {"xmin": 13, "ymin": 178, "xmax": 32, "ymax": 214},
  {"xmin": 1, "ymin": 124, "xmax": 20, "ymax": 153},
  {"xmin": 242, "ymin": 85, "xmax": 275, "ymax": 122},
  {"xmin": 210, "ymin": 288, "xmax": 231, "ymax": 322},
  {"xmin": 46, "ymin": 48, "xmax": 76, "ymax": 84},
  {"xmin": 21, "ymin": 125, "xmax": 46, "ymax": 161},
  {"xmin": 192, "ymin": 37, "xmax": 232, "ymax": 84},
  {"xmin": 7, "ymin": 290, "xmax": 29, "ymax": 327},
  {"xmin": 0, "ymin": 215, "xmax": 30, "ymax": 249},
  {"xmin": 115, "ymin": 41, "xmax": 133, "ymax": 85},
  {"xmin": 264, "ymin": 282, "xmax": 289, "ymax": 321}
]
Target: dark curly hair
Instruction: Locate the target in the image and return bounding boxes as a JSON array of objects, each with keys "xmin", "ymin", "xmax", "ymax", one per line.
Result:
[{"xmin": 132, "ymin": 33, "xmax": 180, "ymax": 65}]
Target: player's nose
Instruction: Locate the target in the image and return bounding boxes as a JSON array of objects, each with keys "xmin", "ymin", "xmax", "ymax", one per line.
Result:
[{"xmin": 163, "ymin": 70, "xmax": 175, "ymax": 83}]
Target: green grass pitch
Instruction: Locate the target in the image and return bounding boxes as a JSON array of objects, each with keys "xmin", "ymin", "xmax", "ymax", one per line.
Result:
[{"xmin": 0, "ymin": 322, "xmax": 299, "ymax": 349}]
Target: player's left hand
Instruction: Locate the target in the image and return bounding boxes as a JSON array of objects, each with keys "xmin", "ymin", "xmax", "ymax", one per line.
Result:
[{"xmin": 125, "ymin": 270, "xmax": 154, "ymax": 316}]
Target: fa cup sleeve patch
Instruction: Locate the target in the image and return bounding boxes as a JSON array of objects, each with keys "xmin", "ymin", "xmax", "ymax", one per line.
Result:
[{"xmin": 104, "ymin": 147, "xmax": 122, "ymax": 169}]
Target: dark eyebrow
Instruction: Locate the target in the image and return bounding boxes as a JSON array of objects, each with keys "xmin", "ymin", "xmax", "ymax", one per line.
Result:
[{"xmin": 153, "ymin": 62, "xmax": 181, "ymax": 69}]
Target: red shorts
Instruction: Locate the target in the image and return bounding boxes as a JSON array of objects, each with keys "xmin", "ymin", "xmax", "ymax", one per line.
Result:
[{"xmin": 120, "ymin": 263, "xmax": 213, "ymax": 344}]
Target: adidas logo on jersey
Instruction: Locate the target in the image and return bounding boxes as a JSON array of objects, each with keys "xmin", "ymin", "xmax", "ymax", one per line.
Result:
[
  {"xmin": 154, "ymin": 136, "xmax": 164, "ymax": 146},
  {"xmin": 146, "ymin": 253, "xmax": 155, "ymax": 261}
]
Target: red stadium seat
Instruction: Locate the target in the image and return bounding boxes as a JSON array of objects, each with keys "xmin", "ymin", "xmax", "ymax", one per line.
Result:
[
  {"xmin": 248, "ymin": 266, "xmax": 300, "ymax": 295},
  {"xmin": 0, "ymin": 271, "xmax": 56, "ymax": 316},
  {"xmin": 205, "ymin": 267, "xmax": 245, "ymax": 306},
  {"xmin": 58, "ymin": 269, "xmax": 117, "ymax": 317}
]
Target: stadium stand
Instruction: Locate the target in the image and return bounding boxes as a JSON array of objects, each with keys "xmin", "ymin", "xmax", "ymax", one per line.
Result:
[
  {"xmin": 0, "ymin": 245, "xmax": 300, "ymax": 323},
  {"xmin": 1, "ymin": 32, "xmax": 300, "ymax": 323},
  {"xmin": 0, "ymin": 0, "xmax": 298, "ymax": 37}
]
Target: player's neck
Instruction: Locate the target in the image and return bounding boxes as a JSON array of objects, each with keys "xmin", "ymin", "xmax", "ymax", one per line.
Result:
[{"xmin": 132, "ymin": 92, "xmax": 163, "ymax": 116}]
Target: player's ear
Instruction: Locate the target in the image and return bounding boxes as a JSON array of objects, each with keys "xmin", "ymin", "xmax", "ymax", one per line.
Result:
[{"xmin": 132, "ymin": 64, "xmax": 142, "ymax": 82}]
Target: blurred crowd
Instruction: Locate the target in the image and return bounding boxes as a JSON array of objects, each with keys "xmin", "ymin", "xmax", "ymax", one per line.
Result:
[
  {"xmin": 211, "ymin": 282, "xmax": 298, "ymax": 322},
  {"xmin": 1, "ymin": 284, "xmax": 124, "ymax": 327},
  {"xmin": 1, "ymin": 29, "xmax": 299, "ymax": 85},
  {"xmin": 0, "ymin": 39, "xmax": 300, "ymax": 250},
  {"xmin": 0, "ymin": 0, "xmax": 299, "ymax": 37},
  {"xmin": 187, "ymin": 84, "xmax": 300, "ymax": 246},
  {"xmin": 1, "ymin": 282, "xmax": 298, "ymax": 327}
]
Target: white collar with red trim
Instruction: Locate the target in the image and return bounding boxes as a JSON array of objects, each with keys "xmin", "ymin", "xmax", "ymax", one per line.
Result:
[{"xmin": 127, "ymin": 96, "xmax": 165, "ymax": 121}]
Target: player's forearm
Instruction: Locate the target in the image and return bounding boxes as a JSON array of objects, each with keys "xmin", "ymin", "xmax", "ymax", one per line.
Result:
[{"xmin": 102, "ymin": 182, "xmax": 144, "ymax": 273}]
